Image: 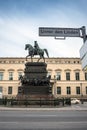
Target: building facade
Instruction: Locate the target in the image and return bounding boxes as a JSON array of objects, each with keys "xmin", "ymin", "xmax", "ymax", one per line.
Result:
[
  {"xmin": 0, "ymin": 57, "xmax": 87, "ymax": 99},
  {"xmin": 80, "ymin": 40, "xmax": 87, "ymax": 70}
]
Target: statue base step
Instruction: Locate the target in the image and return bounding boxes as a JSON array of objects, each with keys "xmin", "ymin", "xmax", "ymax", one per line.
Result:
[{"xmin": 17, "ymin": 94, "xmax": 53, "ymax": 100}]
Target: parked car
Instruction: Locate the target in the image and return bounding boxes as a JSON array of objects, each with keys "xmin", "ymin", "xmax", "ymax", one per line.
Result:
[
  {"xmin": 71, "ymin": 98, "xmax": 81, "ymax": 104},
  {"xmin": 0, "ymin": 92, "xmax": 2, "ymax": 99}
]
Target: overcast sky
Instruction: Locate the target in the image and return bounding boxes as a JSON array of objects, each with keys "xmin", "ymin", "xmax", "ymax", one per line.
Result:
[{"xmin": 0, "ymin": 0, "xmax": 87, "ymax": 58}]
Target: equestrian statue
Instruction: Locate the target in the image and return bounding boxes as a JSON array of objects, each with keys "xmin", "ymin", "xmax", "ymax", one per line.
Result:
[{"xmin": 25, "ymin": 41, "xmax": 49, "ymax": 62}]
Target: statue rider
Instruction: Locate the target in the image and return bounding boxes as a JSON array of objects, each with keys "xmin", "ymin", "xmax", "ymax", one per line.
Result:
[{"xmin": 34, "ymin": 41, "xmax": 40, "ymax": 55}]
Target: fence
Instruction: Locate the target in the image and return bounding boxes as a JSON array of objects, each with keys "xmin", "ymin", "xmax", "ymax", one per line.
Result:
[{"xmin": 0, "ymin": 98, "xmax": 71, "ymax": 107}]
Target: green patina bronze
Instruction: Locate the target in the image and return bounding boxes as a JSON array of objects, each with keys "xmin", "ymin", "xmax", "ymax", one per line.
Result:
[{"xmin": 25, "ymin": 41, "xmax": 49, "ymax": 62}]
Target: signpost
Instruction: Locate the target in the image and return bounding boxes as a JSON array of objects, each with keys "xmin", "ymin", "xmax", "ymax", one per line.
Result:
[
  {"xmin": 39, "ymin": 26, "xmax": 87, "ymax": 42},
  {"xmin": 39, "ymin": 26, "xmax": 87, "ymax": 69}
]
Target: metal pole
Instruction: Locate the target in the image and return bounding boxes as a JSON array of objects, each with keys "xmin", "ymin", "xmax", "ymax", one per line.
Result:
[
  {"xmin": 80, "ymin": 83, "xmax": 83, "ymax": 104},
  {"xmin": 54, "ymin": 75, "xmax": 57, "ymax": 98}
]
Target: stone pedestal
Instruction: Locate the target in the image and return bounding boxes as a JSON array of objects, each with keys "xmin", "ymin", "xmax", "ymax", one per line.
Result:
[{"xmin": 18, "ymin": 62, "xmax": 52, "ymax": 99}]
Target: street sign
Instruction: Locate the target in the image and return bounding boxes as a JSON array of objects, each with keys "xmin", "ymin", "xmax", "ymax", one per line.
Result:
[
  {"xmin": 39, "ymin": 27, "xmax": 80, "ymax": 37},
  {"xmin": 39, "ymin": 26, "xmax": 87, "ymax": 69}
]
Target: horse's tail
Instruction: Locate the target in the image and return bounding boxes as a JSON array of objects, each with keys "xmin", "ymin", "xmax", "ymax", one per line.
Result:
[{"xmin": 44, "ymin": 49, "xmax": 49, "ymax": 58}]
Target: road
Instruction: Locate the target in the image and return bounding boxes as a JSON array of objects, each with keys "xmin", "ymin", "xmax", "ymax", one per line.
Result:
[{"xmin": 0, "ymin": 109, "xmax": 87, "ymax": 130}]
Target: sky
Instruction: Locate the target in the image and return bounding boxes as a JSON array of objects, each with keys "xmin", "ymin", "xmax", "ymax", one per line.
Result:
[{"xmin": 0, "ymin": 0, "xmax": 87, "ymax": 58}]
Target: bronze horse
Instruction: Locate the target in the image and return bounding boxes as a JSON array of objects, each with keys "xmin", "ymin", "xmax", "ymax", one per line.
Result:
[{"xmin": 25, "ymin": 42, "xmax": 49, "ymax": 62}]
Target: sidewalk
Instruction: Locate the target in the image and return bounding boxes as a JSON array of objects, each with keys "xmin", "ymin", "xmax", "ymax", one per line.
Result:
[{"xmin": 0, "ymin": 103, "xmax": 87, "ymax": 111}]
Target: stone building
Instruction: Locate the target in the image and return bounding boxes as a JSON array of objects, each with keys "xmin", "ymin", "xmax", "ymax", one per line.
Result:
[{"xmin": 0, "ymin": 57, "xmax": 87, "ymax": 99}]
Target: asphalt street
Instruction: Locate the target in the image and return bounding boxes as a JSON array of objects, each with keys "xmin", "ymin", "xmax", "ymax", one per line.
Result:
[{"xmin": 0, "ymin": 104, "xmax": 87, "ymax": 130}]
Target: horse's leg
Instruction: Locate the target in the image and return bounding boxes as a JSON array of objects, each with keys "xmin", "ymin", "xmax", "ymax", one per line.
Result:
[
  {"xmin": 42, "ymin": 52, "xmax": 45, "ymax": 62},
  {"xmin": 25, "ymin": 56, "xmax": 27, "ymax": 61},
  {"xmin": 43, "ymin": 57, "xmax": 45, "ymax": 62},
  {"xmin": 26, "ymin": 54, "xmax": 30, "ymax": 61},
  {"xmin": 37, "ymin": 57, "xmax": 41, "ymax": 62},
  {"xmin": 31, "ymin": 56, "xmax": 33, "ymax": 62},
  {"xmin": 37, "ymin": 54, "xmax": 44, "ymax": 62},
  {"xmin": 42, "ymin": 51, "xmax": 45, "ymax": 62},
  {"xmin": 26, "ymin": 55, "xmax": 28, "ymax": 61},
  {"xmin": 37, "ymin": 58, "xmax": 40, "ymax": 62}
]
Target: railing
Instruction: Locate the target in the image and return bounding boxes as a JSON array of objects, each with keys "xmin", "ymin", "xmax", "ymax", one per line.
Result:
[{"xmin": 0, "ymin": 98, "xmax": 71, "ymax": 107}]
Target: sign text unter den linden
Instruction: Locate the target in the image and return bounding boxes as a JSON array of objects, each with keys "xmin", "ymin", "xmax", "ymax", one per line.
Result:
[{"xmin": 39, "ymin": 27, "xmax": 80, "ymax": 37}]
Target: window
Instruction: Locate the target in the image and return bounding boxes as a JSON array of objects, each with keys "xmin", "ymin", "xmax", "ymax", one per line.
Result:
[
  {"xmin": 18, "ymin": 72, "xmax": 23, "ymax": 80},
  {"xmin": 8, "ymin": 86, "xmax": 12, "ymax": 94},
  {"xmin": 66, "ymin": 72, "xmax": 70, "ymax": 80},
  {"xmin": 56, "ymin": 72, "xmax": 61, "ymax": 80},
  {"xmin": 67, "ymin": 87, "xmax": 71, "ymax": 94},
  {"xmin": 76, "ymin": 87, "xmax": 80, "ymax": 94},
  {"xmin": 0, "ymin": 72, "xmax": 3, "ymax": 80},
  {"xmin": 9, "ymin": 72, "xmax": 13, "ymax": 80},
  {"xmin": 86, "ymin": 87, "xmax": 87, "ymax": 94},
  {"xmin": 85, "ymin": 73, "xmax": 87, "ymax": 80},
  {"xmin": 75, "ymin": 72, "xmax": 80, "ymax": 80},
  {"xmin": 57, "ymin": 87, "xmax": 61, "ymax": 94}
]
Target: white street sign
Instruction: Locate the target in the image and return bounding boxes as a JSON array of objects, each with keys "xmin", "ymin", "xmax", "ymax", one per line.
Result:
[{"xmin": 39, "ymin": 27, "xmax": 80, "ymax": 37}]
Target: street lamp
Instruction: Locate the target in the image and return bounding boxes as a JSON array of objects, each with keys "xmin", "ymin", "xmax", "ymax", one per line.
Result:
[
  {"xmin": 80, "ymin": 83, "xmax": 83, "ymax": 104},
  {"xmin": 54, "ymin": 75, "xmax": 57, "ymax": 98}
]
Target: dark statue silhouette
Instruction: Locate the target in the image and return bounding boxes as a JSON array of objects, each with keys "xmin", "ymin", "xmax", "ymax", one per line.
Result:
[
  {"xmin": 25, "ymin": 41, "xmax": 49, "ymax": 62},
  {"xmin": 18, "ymin": 41, "xmax": 52, "ymax": 98}
]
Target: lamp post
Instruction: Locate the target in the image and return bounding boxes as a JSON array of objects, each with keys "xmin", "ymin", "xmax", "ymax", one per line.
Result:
[
  {"xmin": 54, "ymin": 75, "xmax": 57, "ymax": 98},
  {"xmin": 80, "ymin": 83, "xmax": 83, "ymax": 104}
]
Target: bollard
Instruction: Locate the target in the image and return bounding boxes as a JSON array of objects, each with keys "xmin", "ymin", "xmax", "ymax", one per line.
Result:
[
  {"xmin": 4, "ymin": 97, "xmax": 7, "ymax": 106},
  {"xmin": 62, "ymin": 98, "xmax": 64, "ymax": 106}
]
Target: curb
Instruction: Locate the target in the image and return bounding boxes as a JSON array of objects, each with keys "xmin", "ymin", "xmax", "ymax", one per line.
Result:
[{"xmin": 0, "ymin": 106, "xmax": 87, "ymax": 111}]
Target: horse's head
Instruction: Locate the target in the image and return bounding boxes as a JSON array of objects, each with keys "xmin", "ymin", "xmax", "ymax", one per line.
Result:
[
  {"xmin": 25, "ymin": 44, "xmax": 28, "ymax": 50},
  {"xmin": 25, "ymin": 44, "xmax": 34, "ymax": 52}
]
